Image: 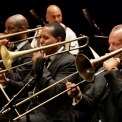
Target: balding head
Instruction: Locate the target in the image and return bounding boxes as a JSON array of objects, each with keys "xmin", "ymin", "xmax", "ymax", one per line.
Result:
[
  {"xmin": 5, "ymin": 14, "xmax": 28, "ymax": 31},
  {"xmin": 109, "ymin": 24, "xmax": 122, "ymax": 40},
  {"xmin": 5, "ymin": 14, "xmax": 29, "ymax": 41},
  {"xmin": 111, "ymin": 24, "xmax": 122, "ymax": 32},
  {"xmin": 108, "ymin": 24, "xmax": 122, "ymax": 58},
  {"xmin": 46, "ymin": 5, "xmax": 62, "ymax": 23}
]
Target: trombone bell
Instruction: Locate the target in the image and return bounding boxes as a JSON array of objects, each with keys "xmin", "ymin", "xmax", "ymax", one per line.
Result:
[
  {"xmin": 75, "ymin": 54, "xmax": 94, "ymax": 82},
  {"xmin": 1, "ymin": 46, "xmax": 13, "ymax": 71},
  {"xmin": 76, "ymin": 48, "xmax": 122, "ymax": 82}
]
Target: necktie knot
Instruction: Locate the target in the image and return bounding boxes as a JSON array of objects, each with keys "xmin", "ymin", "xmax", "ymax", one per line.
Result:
[{"xmin": 10, "ymin": 45, "xmax": 17, "ymax": 51}]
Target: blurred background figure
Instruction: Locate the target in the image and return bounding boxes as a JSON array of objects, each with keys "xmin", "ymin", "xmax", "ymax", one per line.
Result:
[{"xmin": 31, "ymin": 4, "xmax": 79, "ymax": 55}]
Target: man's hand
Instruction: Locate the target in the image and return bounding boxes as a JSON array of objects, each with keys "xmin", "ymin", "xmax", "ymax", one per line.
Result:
[
  {"xmin": 0, "ymin": 39, "xmax": 9, "ymax": 48},
  {"xmin": 66, "ymin": 82, "xmax": 82, "ymax": 100},
  {"xmin": 32, "ymin": 51, "xmax": 45, "ymax": 64},
  {"xmin": 103, "ymin": 57, "xmax": 120, "ymax": 71}
]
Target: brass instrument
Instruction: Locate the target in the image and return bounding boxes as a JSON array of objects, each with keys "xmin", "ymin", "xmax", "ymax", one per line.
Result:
[
  {"xmin": 11, "ymin": 35, "xmax": 40, "ymax": 45},
  {"xmin": 75, "ymin": 48, "xmax": 122, "ymax": 82},
  {"xmin": 0, "ymin": 45, "xmax": 83, "ymax": 74},
  {"xmin": 1, "ymin": 35, "xmax": 89, "ymax": 70},
  {"xmin": 0, "ymin": 33, "xmax": 40, "ymax": 44},
  {"xmin": 0, "ymin": 35, "xmax": 41, "ymax": 64},
  {"xmin": 0, "ymin": 27, "xmax": 43, "ymax": 40}
]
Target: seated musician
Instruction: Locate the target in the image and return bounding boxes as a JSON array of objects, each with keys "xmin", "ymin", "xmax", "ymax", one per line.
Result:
[
  {"xmin": 0, "ymin": 22, "xmax": 81, "ymax": 122},
  {"xmin": 0, "ymin": 14, "xmax": 33, "ymax": 122}
]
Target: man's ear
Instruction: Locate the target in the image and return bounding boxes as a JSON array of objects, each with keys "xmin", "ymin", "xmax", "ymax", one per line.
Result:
[{"xmin": 57, "ymin": 37, "xmax": 62, "ymax": 42}]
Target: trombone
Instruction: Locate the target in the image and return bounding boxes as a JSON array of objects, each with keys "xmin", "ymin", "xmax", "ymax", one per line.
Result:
[
  {"xmin": 1, "ymin": 48, "xmax": 122, "ymax": 121},
  {"xmin": 0, "ymin": 35, "xmax": 41, "ymax": 64},
  {"xmin": 0, "ymin": 45, "xmax": 85, "ymax": 74},
  {"xmin": 75, "ymin": 48, "xmax": 122, "ymax": 82},
  {"xmin": 11, "ymin": 35, "xmax": 41, "ymax": 45},
  {"xmin": 1, "ymin": 35, "xmax": 89, "ymax": 71},
  {"xmin": 0, "ymin": 26, "xmax": 42, "ymax": 64},
  {"xmin": 0, "ymin": 26, "xmax": 43, "ymax": 40}
]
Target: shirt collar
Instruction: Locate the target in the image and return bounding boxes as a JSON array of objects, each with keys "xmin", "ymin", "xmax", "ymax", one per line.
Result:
[
  {"xmin": 49, "ymin": 46, "xmax": 64, "ymax": 62},
  {"xmin": 15, "ymin": 40, "xmax": 28, "ymax": 51}
]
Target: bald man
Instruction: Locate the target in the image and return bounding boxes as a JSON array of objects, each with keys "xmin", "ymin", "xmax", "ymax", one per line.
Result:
[
  {"xmin": 0, "ymin": 14, "xmax": 33, "ymax": 81},
  {"xmin": 0, "ymin": 14, "xmax": 33, "ymax": 122},
  {"xmin": 31, "ymin": 5, "xmax": 80, "ymax": 55},
  {"xmin": 4, "ymin": 14, "xmax": 29, "ymax": 42}
]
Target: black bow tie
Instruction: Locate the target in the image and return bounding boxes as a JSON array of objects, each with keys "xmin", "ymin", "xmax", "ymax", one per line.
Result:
[{"xmin": 10, "ymin": 45, "xmax": 17, "ymax": 51}]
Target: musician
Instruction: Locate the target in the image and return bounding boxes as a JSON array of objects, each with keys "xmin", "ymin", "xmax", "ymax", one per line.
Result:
[
  {"xmin": 0, "ymin": 14, "xmax": 33, "ymax": 81},
  {"xmin": 0, "ymin": 14, "xmax": 33, "ymax": 122},
  {"xmin": 31, "ymin": 4, "xmax": 80, "ymax": 55},
  {"xmin": 0, "ymin": 22, "xmax": 80, "ymax": 122},
  {"xmin": 66, "ymin": 24, "xmax": 122, "ymax": 122}
]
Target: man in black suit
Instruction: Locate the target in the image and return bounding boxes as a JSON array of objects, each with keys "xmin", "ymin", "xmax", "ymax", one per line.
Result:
[
  {"xmin": 66, "ymin": 24, "xmax": 122, "ymax": 122},
  {"xmin": 0, "ymin": 14, "xmax": 33, "ymax": 122},
  {"xmin": 0, "ymin": 22, "xmax": 80, "ymax": 122},
  {"xmin": 0, "ymin": 14, "xmax": 33, "ymax": 81}
]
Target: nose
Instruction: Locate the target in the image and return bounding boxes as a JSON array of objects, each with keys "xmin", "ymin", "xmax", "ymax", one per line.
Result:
[
  {"xmin": 109, "ymin": 44, "xmax": 114, "ymax": 52},
  {"xmin": 54, "ymin": 17, "xmax": 60, "ymax": 23},
  {"xmin": 4, "ymin": 29, "xmax": 8, "ymax": 34},
  {"xmin": 40, "ymin": 38, "xmax": 44, "ymax": 46}
]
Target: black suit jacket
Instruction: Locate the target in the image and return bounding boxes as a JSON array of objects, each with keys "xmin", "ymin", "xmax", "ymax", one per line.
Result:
[
  {"xmin": 5, "ymin": 51, "xmax": 80, "ymax": 122},
  {"xmin": 0, "ymin": 41, "xmax": 33, "ymax": 112},
  {"xmin": 32, "ymin": 52, "xmax": 79, "ymax": 122},
  {"xmin": 103, "ymin": 69, "xmax": 122, "ymax": 122}
]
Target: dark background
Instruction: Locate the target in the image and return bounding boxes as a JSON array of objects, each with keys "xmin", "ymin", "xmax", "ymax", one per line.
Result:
[{"xmin": 0, "ymin": 0, "xmax": 121, "ymax": 56}]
